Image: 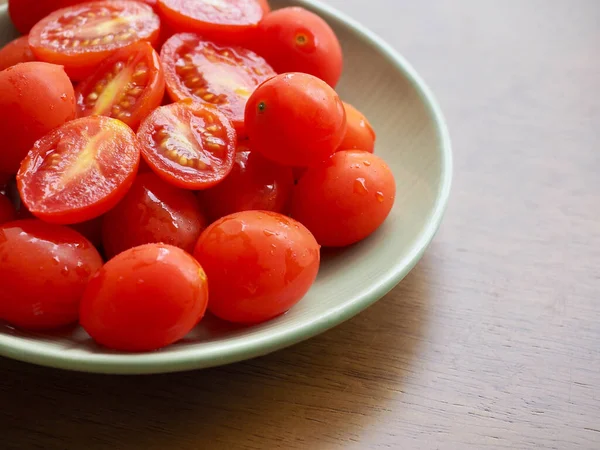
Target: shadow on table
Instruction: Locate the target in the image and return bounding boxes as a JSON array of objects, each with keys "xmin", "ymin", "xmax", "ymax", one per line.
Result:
[{"xmin": 0, "ymin": 254, "xmax": 436, "ymax": 450}]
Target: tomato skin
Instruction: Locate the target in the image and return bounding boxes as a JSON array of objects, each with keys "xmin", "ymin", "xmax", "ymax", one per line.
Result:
[
  {"xmin": 245, "ymin": 73, "xmax": 346, "ymax": 167},
  {"xmin": 80, "ymin": 243, "xmax": 209, "ymax": 352},
  {"xmin": 0, "ymin": 219, "xmax": 103, "ymax": 330},
  {"xmin": 337, "ymin": 102, "xmax": 376, "ymax": 153},
  {"xmin": 0, "ymin": 194, "xmax": 17, "ymax": 225},
  {"xmin": 199, "ymin": 145, "xmax": 294, "ymax": 221},
  {"xmin": 17, "ymin": 116, "xmax": 141, "ymax": 225},
  {"xmin": 102, "ymin": 172, "xmax": 207, "ymax": 259},
  {"xmin": 291, "ymin": 151, "xmax": 396, "ymax": 247},
  {"xmin": 76, "ymin": 42, "xmax": 165, "ymax": 130},
  {"xmin": 0, "ymin": 36, "xmax": 36, "ymax": 71},
  {"xmin": 253, "ymin": 7, "xmax": 343, "ymax": 88},
  {"xmin": 194, "ymin": 210, "xmax": 320, "ymax": 324},
  {"xmin": 29, "ymin": 1, "xmax": 161, "ymax": 81},
  {"xmin": 0, "ymin": 62, "xmax": 76, "ymax": 175}
]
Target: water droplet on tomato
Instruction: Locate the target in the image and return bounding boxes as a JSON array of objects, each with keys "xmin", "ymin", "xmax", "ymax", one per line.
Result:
[
  {"xmin": 60, "ymin": 266, "xmax": 70, "ymax": 276},
  {"xmin": 363, "ymin": 160, "xmax": 371, "ymax": 166},
  {"xmin": 353, "ymin": 178, "xmax": 368, "ymax": 195},
  {"xmin": 376, "ymin": 191, "xmax": 385, "ymax": 202},
  {"xmin": 263, "ymin": 229, "xmax": 276, "ymax": 237}
]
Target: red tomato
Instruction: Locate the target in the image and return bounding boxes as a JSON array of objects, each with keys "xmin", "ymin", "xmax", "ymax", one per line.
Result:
[
  {"xmin": 194, "ymin": 210, "xmax": 320, "ymax": 324},
  {"xmin": 137, "ymin": 101, "xmax": 236, "ymax": 190},
  {"xmin": 245, "ymin": 73, "xmax": 346, "ymax": 167},
  {"xmin": 253, "ymin": 7, "xmax": 343, "ymax": 88},
  {"xmin": 102, "ymin": 172, "xmax": 207, "ymax": 258},
  {"xmin": 199, "ymin": 143, "xmax": 294, "ymax": 221},
  {"xmin": 157, "ymin": 0, "xmax": 264, "ymax": 45},
  {"xmin": 0, "ymin": 220, "xmax": 103, "ymax": 330},
  {"xmin": 29, "ymin": 1, "xmax": 161, "ymax": 81},
  {"xmin": 17, "ymin": 116, "xmax": 141, "ymax": 225},
  {"xmin": 338, "ymin": 102, "xmax": 376, "ymax": 153},
  {"xmin": 291, "ymin": 151, "xmax": 396, "ymax": 247},
  {"xmin": 161, "ymin": 33, "xmax": 276, "ymax": 136},
  {"xmin": 8, "ymin": 0, "xmax": 87, "ymax": 34},
  {"xmin": 0, "ymin": 36, "xmax": 36, "ymax": 71},
  {"xmin": 0, "ymin": 62, "xmax": 76, "ymax": 174},
  {"xmin": 75, "ymin": 42, "xmax": 165, "ymax": 130},
  {"xmin": 80, "ymin": 243, "xmax": 209, "ymax": 352},
  {"xmin": 0, "ymin": 194, "xmax": 16, "ymax": 225},
  {"xmin": 70, "ymin": 216, "xmax": 104, "ymax": 249}
]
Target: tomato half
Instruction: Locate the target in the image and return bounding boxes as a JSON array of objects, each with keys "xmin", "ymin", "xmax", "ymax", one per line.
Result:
[
  {"xmin": 245, "ymin": 73, "xmax": 346, "ymax": 167},
  {"xmin": 17, "ymin": 116, "xmax": 141, "ymax": 225},
  {"xmin": 161, "ymin": 33, "xmax": 276, "ymax": 136},
  {"xmin": 29, "ymin": 1, "xmax": 161, "ymax": 81},
  {"xmin": 253, "ymin": 7, "xmax": 343, "ymax": 88},
  {"xmin": 194, "ymin": 211, "xmax": 320, "ymax": 324},
  {"xmin": 76, "ymin": 42, "xmax": 165, "ymax": 130},
  {"xmin": 337, "ymin": 102, "xmax": 376, "ymax": 153},
  {"xmin": 199, "ymin": 143, "xmax": 294, "ymax": 221},
  {"xmin": 80, "ymin": 243, "xmax": 209, "ymax": 352},
  {"xmin": 291, "ymin": 151, "xmax": 396, "ymax": 247},
  {"xmin": 102, "ymin": 172, "xmax": 207, "ymax": 258},
  {"xmin": 0, "ymin": 36, "xmax": 36, "ymax": 71},
  {"xmin": 0, "ymin": 194, "xmax": 16, "ymax": 225},
  {"xmin": 0, "ymin": 219, "xmax": 103, "ymax": 330},
  {"xmin": 137, "ymin": 101, "xmax": 236, "ymax": 189},
  {"xmin": 157, "ymin": 0, "xmax": 264, "ymax": 44},
  {"xmin": 0, "ymin": 62, "xmax": 76, "ymax": 174}
]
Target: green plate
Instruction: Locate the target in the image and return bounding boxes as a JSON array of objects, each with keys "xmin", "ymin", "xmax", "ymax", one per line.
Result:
[{"xmin": 0, "ymin": 0, "xmax": 452, "ymax": 374}]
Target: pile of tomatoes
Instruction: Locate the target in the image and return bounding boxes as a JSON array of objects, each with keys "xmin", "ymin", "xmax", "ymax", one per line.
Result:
[{"xmin": 0, "ymin": 0, "xmax": 396, "ymax": 352}]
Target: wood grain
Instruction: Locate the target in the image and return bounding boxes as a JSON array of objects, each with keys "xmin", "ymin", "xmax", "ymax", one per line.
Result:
[{"xmin": 1, "ymin": 0, "xmax": 600, "ymax": 448}]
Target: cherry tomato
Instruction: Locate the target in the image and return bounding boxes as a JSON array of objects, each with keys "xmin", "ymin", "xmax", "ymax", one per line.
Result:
[
  {"xmin": 0, "ymin": 36, "xmax": 36, "ymax": 71},
  {"xmin": 337, "ymin": 102, "xmax": 376, "ymax": 153},
  {"xmin": 102, "ymin": 172, "xmax": 207, "ymax": 258},
  {"xmin": 0, "ymin": 62, "xmax": 76, "ymax": 174},
  {"xmin": 161, "ymin": 33, "xmax": 276, "ymax": 136},
  {"xmin": 70, "ymin": 216, "xmax": 104, "ymax": 249},
  {"xmin": 157, "ymin": 0, "xmax": 264, "ymax": 45},
  {"xmin": 291, "ymin": 151, "xmax": 396, "ymax": 247},
  {"xmin": 29, "ymin": 1, "xmax": 161, "ymax": 81},
  {"xmin": 245, "ymin": 73, "xmax": 346, "ymax": 167},
  {"xmin": 199, "ymin": 143, "xmax": 294, "ymax": 221},
  {"xmin": 75, "ymin": 42, "xmax": 164, "ymax": 130},
  {"xmin": 0, "ymin": 220, "xmax": 103, "ymax": 330},
  {"xmin": 137, "ymin": 101, "xmax": 236, "ymax": 189},
  {"xmin": 0, "ymin": 194, "xmax": 16, "ymax": 225},
  {"xmin": 17, "ymin": 116, "xmax": 141, "ymax": 225},
  {"xmin": 253, "ymin": 7, "xmax": 343, "ymax": 88},
  {"xmin": 194, "ymin": 210, "xmax": 320, "ymax": 324},
  {"xmin": 80, "ymin": 243, "xmax": 209, "ymax": 352}
]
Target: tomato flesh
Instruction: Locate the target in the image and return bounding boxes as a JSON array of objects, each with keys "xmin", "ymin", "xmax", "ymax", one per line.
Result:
[
  {"xmin": 17, "ymin": 116, "xmax": 141, "ymax": 225},
  {"xmin": 0, "ymin": 219, "xmax": 103, "ymax": 330},
  {"xmin": 102, "ymin": 172, "xmax": 207, "ymax": 258},
  {"xmin": 161, "ymin": 33, "xmax": 275, "ymax": 136},
  {"xmin": 337, "ymin": 102, "xmax": 376, "ymax": 153},
  {"xmin": 76, "ymin": 42, "xmax": 165, "ymax": 130},
  {"xmin": 80, "ymin": 243, "xmax": 209, "ymax": 352},
  {"xmin": 29, "ymin": 1, "xmax": 161, "ymax": 80},
  {"xmin": 137, "ymin": 101, "xmax": 236, "ymax": 190},
  {"xmin": 0, "ymin": 36, "xmax": 36, "ymax": 70}
]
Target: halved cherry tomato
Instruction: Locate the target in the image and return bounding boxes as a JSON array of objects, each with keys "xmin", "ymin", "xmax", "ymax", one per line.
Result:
[
  {"xmin": 29, "ymin": 1, "xmax": 161, "ymax": 81},
  {"xmin": 80, "ymin": 243, "xmax": 209, "ymax": 352},
  {"xmin": 337, "ymin": 102, "xmax": 376, "ymax": 153},
  {"xmin": 0, "ymin": 219, "xmax": 103, "ymax": 330},
  {"xmin": 0, "ymin": 36, "xmax": 36, "ymax": 71},
  {"xmin": 253, "ymin": 7, "xmax": 343, "ymax": 88},
  {"xmin": 102, "ymin": 172, "xmax": 207, "ymax": 258},
  {"xmin": 137, "ymin": 101, "xmax": 236, "ymax": 189},
  {"xmin": 0, "ymin": 62, "xmax": 76, "ymax": 174},
  {"xmin": 0, "ymin": 194, "xmax": 16, "ymax": 225},
  {"xmin": 291, "ymin": 151, "xmax": 396, "ymax": 247},
  {"xmin": 76, "ymin": 42, "xmax": 165, "ymax": 130},
  {"xmin": 17, "ymin": 116, "xmax": 141, "ymax": 225},
  {"xmin": 194, "ymin": 211, "xmax": 320, "ymax": 324},
  {"xmin": 157, "ymin": 0, "xmax": 264, "ymax": 45},
  {"xmin": 161, "ymin": 33, "xmax": 276, "ymax": 136},
  {"xmin": 245, "ymin": 73, "xmax": 346, "ymax": 167},
  {"xmin": 199, "ymin": 143, "xmax": 294, "ymax": 221}
]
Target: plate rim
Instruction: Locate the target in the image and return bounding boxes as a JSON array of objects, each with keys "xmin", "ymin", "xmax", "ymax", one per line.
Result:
[{"xmin": 0, "ymin": 0, "xmax": 453, "ymax": 374}]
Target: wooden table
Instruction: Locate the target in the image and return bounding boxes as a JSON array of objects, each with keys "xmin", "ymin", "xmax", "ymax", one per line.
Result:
[{"xmin": 2, "ymin": 1, "xmax": 600, "ymax": 448}]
